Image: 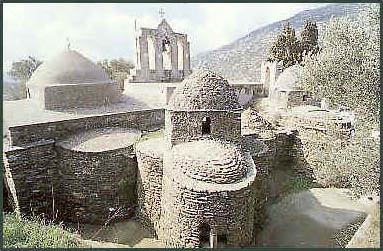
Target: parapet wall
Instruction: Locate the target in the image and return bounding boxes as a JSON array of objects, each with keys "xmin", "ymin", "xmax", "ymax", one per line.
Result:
[{"xmin": 8, "ymin": 109, "xmax": 164, "ymax": 146}]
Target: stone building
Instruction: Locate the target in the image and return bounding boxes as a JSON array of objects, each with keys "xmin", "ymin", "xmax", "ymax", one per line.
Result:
[
  {"xmin": 268, "ymin": 65, "xmax": 317, "ymax": 108},
  {"xmin": 3, "ymin": 49, "xmax": 164, "ymax": 223},
  {"xmin": 136, "ymin": 69, "xmax": 259, "ymax": 248},
  {"xmin": 128, "ymin": 18, "xmax": 191, "ymax": 83}
]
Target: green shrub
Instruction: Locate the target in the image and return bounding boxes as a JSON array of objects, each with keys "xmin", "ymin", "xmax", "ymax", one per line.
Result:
[{"xmin": 3, "ymin": 213, "xmax": 80, "ymax": 248}]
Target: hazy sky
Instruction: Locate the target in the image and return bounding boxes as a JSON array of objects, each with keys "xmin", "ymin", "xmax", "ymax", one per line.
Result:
[{"xmin": 3, "ymin": 3, "xmax": 331, "ymax": 77}]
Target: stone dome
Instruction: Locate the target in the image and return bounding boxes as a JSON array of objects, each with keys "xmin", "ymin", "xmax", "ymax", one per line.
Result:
[
  {"xmin": 168, "ymin": 69, "xmax": 241, "ymax": 111},
  {"xmin": 26, "ymin": 49, "xmax": 122, "ymax": 110},
  {"xmin": 28, "ymin": 50, "xmax": 111, "ymax": 87},
  {"xmin": 171, "ymin": 139, "xmax": 249, "ymax": 184},
  {"xmin": 274, "ymin": 65, "xmax": 302, "ymax": 92}
]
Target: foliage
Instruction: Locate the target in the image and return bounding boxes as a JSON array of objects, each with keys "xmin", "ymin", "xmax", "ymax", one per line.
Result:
[
  {"xmin": 7, "ymin": 56, "xmax": 43, "ymax": 84},
  {"xmin": 268, "ymin": 21, "xmax": 319, "ymax": 70},
  {"xmin": 299, "ymin": 4, "xmax": 380, "ymax": 122},
  {"xmin": 3, "ymin": 213, "xmax": 80, "ymax": 248},
  {"xmin": 6, "ymin": 56, "xmax": 43, "ymax": 99},
  {"xmin": 268, "ymin": 22, "xmax": 302, "ymax": 70},
  {"xmin": 97, "ymin": 58, "xmax": 134, "ymax": 90},
  {"xmin": 295, "ymin": 119, "xmax": 379, "ymax": 198},
  {"xmin": 300, "ymin": 20, "xmax": 320, "ymax": 57}
]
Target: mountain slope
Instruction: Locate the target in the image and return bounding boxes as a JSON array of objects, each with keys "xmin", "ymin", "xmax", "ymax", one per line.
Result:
[
  {"xmin": 3, "ymin": 80, "xmax": 25, "ymax": 101},
  {"xmin": 191, "ymin": 3, "xmax": 370, "ymax": 81}
]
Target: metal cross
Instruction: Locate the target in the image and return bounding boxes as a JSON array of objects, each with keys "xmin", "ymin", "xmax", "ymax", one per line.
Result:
[
  {"xmin": 66, "ymin": 37, "xmax": 71, "ymax": 51},
  {"xmin": 158, "ymin": 8, "xmax": 165, "ymax": 19}
]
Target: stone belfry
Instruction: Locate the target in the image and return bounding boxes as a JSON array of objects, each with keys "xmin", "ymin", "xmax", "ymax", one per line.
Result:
[{"xmin": 128, "ymin": 9, "xmax": 191, "ymax": 83}]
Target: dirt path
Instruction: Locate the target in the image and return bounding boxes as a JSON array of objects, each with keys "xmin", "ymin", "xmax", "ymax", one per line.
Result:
[
  {"xmin": 69, "ymin": 219, "xmax": 165, "ymax": 248},
  {"xmin": 255, "ymin": 188, "xmax": 377, "ymax": 248}
]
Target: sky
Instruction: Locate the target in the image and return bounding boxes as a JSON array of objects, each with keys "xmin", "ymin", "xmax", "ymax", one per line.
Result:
[{"xmin": 3, "ymin": 3, "xmax": 331, "ymax": 79}]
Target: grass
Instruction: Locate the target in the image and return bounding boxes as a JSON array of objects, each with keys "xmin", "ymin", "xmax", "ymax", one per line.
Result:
[
  {"xmin": 138, "ymin": 129, "xmax": 164, "ymax": 143},
  {"xmin": 284, "ymin": 174, "xmax": 318, "ymax": 195},
  {"xmin": 3, "ymin": 213, "xmax": 81, "ymax": 248}
]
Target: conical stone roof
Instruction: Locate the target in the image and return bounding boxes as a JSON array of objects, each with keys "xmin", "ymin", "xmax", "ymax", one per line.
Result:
[
  {"xmin": 168, "ymin": 69, "xmax": 241, "ymax": 111},
  {"xmin": 170, "ymin": 139, "xmax": 249, "ymax": 184}
]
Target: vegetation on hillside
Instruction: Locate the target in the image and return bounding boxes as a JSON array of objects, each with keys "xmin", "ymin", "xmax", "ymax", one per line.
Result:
[
  {"xmin": 3, "ymin": 213, "xmax": 81, "ymax": 248},
  {"xmin": 97, "ymin": 58, "xmax": 134, "ymax": 91}
]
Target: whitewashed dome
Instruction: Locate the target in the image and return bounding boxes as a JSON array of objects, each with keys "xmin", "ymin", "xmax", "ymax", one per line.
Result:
[
  {"xmin": 28, "ymin": 50, "xmax": 111, "ymax": 87},
  {"xmin": 168, "ymin": 69, "xmax": 241, "ymax": 111},
  {"xmin": 274, "ymin": 65, "xmax": 302, "ymax": 92},
  {"xmin": 27, "ymin": 49, "xmax": 121, "ymax": 110}
]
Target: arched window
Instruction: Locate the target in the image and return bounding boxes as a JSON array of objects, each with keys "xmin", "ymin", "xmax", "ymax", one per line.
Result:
[
  {"xmin": 177, "ymin": 39, "xmax": 184, "ymax": 70},
  {"xmin": 162, "ymin": 37, "xmax": 172, "ymax": 70},
  {"xmin": 303, "ymin": 94, "xmax": 308, "ymax": 101},
  {"xmin": 147, "ymin": 36, "xmax": 156, "ymax": 70},
  {"xmin": 202, "ymin": 117, "xmax": 211, "ymax": 135}
]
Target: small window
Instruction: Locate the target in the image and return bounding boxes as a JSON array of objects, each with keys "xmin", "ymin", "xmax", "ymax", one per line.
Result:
[
  {"xmin": 202, "ymin": 117, "xmax": 211, "ymax": 135},
  {"xmin": 199, "ymin": 223, "xmax": 210, "ymax": 247},
  {"xmin": 303, "ymin": 95, "xmax": 308, "ymax": 101}
]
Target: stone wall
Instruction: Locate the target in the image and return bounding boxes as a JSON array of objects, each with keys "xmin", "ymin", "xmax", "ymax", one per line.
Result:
[
  {"xmin": 165, "ymin": 110, "xmax": 242, "ymax": 148},
  {"xmin": 56, "ymin": 144, "xmax": 137, "ymax": 223},
  {"xmin": 135, "ymin": 138, "xmax": 165, "ymax": 234},
  {"xmin": 286, "ymin": 90, "xmax": 320, "ymax": 108},
  {"xmin": 8, "ymin": 109, "xmax": 164, "ymax": 146},
  {"xmin": 4, "ymin": 140, "xmax": 58, "ymax": 217}
]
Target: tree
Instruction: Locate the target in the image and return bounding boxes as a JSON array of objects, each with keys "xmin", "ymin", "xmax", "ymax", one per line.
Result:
[
  {"xmin": 97, "ymin": 58, "xmax": 134, "ymax": 91},
  {"xmin": 7, "ymin": 56, "xmax": 43, "ymax": 84},
  {"xmin": 299, "ymin": 4, "xmax": 380, "ymax": 123},
  {"xmin": 300, "ymin": 20, "xmax": 320, "ymax": 57},
  {"xmin": 268, "ymin": 22, "xmax": 302, "ymax": 70},
  {"xmin": 6, "ymin": 56, "xmax": 43, "ymax": 99}
]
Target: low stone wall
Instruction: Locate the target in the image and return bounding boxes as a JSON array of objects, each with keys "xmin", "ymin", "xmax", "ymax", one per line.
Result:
[
  {"xmin": 56, "ymin": 144, "xmax": 137, "ymax": 223},
  {"xmin": 135, "ymin": 138, "xmax": 165, "ymax": 234},
  {"xmin": 4, "ymin": 140, "xmax": 58, "ymax": 217},
  {"xmin": 9, "ymin": 109, "xmax": 164, "ymax": 146}
]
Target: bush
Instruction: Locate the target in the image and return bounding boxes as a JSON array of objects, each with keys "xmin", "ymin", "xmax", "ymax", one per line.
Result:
[
  {"xmin": 299, "ymin": 4, "xmax": 380, "ymax": 123},
  {"xmin": 3, "ymin": 213, "xmax": 80, "ymax": 248},
  {"xmin": 296, "ymin": 120, "xmax": 379, "ymax": 198}
]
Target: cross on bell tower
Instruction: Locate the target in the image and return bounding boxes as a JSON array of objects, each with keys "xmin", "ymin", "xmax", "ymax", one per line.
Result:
[
  {"xmin": 66, "ymin": 37, "xmax": 71, "ymax": 51},
  {"xmin": 158, "ymin": 7, "xmax": 165, "ymax": 20}
]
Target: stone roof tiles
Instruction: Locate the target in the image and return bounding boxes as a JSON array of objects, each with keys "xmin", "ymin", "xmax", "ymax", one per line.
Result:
[{"xmin": 168, "ymin": 69, "xmax": 241, "ymax": 111}]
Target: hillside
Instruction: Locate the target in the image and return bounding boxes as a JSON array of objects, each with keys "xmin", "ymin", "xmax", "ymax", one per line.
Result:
[
  {"xmin": 191, "ymin": 3, "xmax": 370, "ymax": 81},
  {"xmin": 3, "ymin": 80, "xmax": 25, "ymax": 101}
]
